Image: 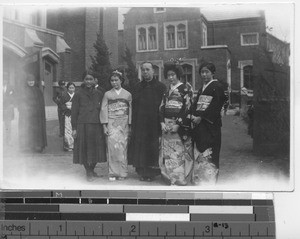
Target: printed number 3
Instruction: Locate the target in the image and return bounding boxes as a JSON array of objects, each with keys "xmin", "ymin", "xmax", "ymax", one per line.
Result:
[{"xmin": 205, "ymin": 225, "xmax": 210, "ymax": 233}]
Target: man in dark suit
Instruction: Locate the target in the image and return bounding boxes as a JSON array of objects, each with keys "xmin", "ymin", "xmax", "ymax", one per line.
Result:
[
  {"xmin": 3, "ymin": 72, "xmax": 15, "ymax": 146},
  {"xmin": 53, "ymin": 80, "xmax": 66, "ymax": 137}
]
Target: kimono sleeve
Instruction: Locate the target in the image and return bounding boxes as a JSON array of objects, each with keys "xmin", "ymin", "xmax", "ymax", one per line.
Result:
[
  {"xmin": 128, "ymin": 92, "xmax": 133, "ymax": 125},
  {"xmin": 199, "ymin": 85, "xmax": 225, "ymax": 124},
  {"xmin": 100, "ymin": 92, "xmax": 109, "ymax": 124},
  {"xmin": 71, "ymin": 92, "xmax": 80, "ymax": 130},
  {"xmin": 159, "ymin": 93, "xmax": 166, "ymax": 123}
]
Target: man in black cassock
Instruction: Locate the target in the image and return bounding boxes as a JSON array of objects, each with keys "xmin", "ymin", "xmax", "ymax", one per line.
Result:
[{"xmin": 129, "ymin": 62, "xmax": 166, "ymax": 182}]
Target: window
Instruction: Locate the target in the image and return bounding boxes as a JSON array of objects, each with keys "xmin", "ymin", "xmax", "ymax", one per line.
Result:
[
  {"xmin": 166, "ymin": 25, "xmax": 175, "ymax": 48},
  {"xmin": 243, "ymin": 65, "xmax": 253, "ymax": 90},
  {"xmin": 45, "ymin": 62, "xmax": 52, "ymax": 74},
  {"xmin": 148, "ymin": 27, "xmax": 157, "ymax": 50},
  {"xmin": 202, "ymin": 22, "xmax": 207, "ymax": 46},
  {"xmin": 138, "ymin": 28, "xmax": 147, "ymax": 50},
  {"xmin": 182, "ymin": 64, "xmax": 193, "ymax": 85},
  {"xmin": 154, "ymin": 8, "xmax": 166, "ymax": 13},
  {"xmin": 164, "ymin": 21, "xmax": 188, "ymax": 50},
  {"xmin": 241, "ymin": 33, "xmax": 259, "ymax": 46},
  {"xmin": 177, "ymin": 24, "xmax": 186, "ymax": 48},
  {"xmin": 153, "ymin": 65, "xmax": 160, "ymax": 81},
  {"xmin": 136, "ymin": 24, "xmax": 158, "ymax": 52}
]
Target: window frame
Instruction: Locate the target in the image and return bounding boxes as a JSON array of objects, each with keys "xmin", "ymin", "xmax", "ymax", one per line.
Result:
[
  {"xmin": 164, "ymin": 20, "xmax": 188, "ymax": 50},
  {"xmin": 243, "ymin": 65, "xmax": 254, "ymax": 90},
  {"xmin": 239, "ymin": 60, "xmax": 254, "ymax": 96},
  {"xmin": 240, "ymin": 32, "xmax": 259, "ymax": 46},
  {"xmin": 202, "ymin": 22, "xmax": 207, "ymax": 47},
  {"xmin": 136, "ymin": 23, "xmax": 159, "ymax": 52}
]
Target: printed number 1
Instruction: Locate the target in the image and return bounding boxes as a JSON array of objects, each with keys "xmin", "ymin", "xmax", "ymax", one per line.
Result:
[{"xmin": 130, "ymin": 225, "xmax": 136, "ymax": 233}]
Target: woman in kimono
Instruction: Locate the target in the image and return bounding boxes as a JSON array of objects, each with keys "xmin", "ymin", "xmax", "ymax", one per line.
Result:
[
  {"xmin": 100, "ymin": 70, "xmax": 132, "ymax": 181},
  {"xmin": 71, "ymin": 72, "xmax": 106, "ymax": 182},
  {"xmin": 18, "ymin": 74, "xmax": 47, "ymax": 153},
  {"xmin": 61, "ymin": 82, "xmax": 76, "ymax": 151},
  {"xmin": 191, "ymin": 62, "xmax": 226, "ymax": 185},
  {"xmin": 159, "ymin": 61, "xmax": 194, "ymax": 186}
]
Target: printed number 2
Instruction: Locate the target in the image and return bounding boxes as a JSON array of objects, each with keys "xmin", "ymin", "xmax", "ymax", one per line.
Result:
[
  {"xmin": 130, "ymin": 225, "xmax": 136, "ymax": 233},
  {"xmin": 205, "ymin": 225, "xmax": 211, "ymax": 233}
]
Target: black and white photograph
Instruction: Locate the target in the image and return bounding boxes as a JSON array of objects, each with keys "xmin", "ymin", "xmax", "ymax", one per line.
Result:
[{"xmin": 1, "ymin": 2, "xmax": 294, "ymax": 191}]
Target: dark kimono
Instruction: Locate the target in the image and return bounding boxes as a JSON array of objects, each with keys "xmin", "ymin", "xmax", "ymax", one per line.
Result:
[
  {"xmin": 191, "ymin": 79, "xmax": 226, "ymax": 184},
  {"xmin": 18, "ymin": 85, "xmax": 47, "ymax": 152},
  {"xmin": 159, "ymin": 83, "xmax": 194, "ymax": 185},
  {"xmin": 71, "ymin": 86, "xmax": 106, "ymax": 168},
  {"xmin": 53, "ymin": 87, "xmax": 66, "ymax": 136},
  {"xmin": 129, "ymin": 78, "xmax": 166, "ymax": 178}
]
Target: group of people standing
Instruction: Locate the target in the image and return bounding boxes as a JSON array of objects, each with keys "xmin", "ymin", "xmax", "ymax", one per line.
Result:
[
  {"xmin": 69, "ymin": 60, "xmax": 226, "ymax": 185},
  {"xmin": 4, "ymin": 60, "xmax": 226, "ymax": 186}
]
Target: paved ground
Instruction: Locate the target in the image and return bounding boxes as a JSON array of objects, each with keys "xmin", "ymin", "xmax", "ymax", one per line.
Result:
[{"xmin": 1, "ymin": 109, "xmax": 291, "ymax": 191}]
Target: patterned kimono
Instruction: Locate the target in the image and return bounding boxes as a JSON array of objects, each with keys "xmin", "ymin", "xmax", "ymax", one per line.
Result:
[
  {"xmin": 61, "ymin": 92, "xmax": 75, "ymax": 151},
  {"xmin": 100, "ymin": 88, "xmax": 132, "ymax": 178},
  {"xmin": 159, "ymin": 83, "xmax": 194, "ymax": 185},
  {"xmin": 191, "ymin": 79, "xmax": 226, "ymax": 185}
]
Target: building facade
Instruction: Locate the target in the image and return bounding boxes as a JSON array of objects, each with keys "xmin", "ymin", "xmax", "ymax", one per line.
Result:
[
  {"xmin": 120, "ymin": 7, "xmax": 290, "ymax": 105},
  {"xmin": 122, "ymin": 7, "xmax": 206, "ymax": 89},
  {"xmin": 47, "ymin": 7, "xmax": 119, "ymax": 84},
  {"xmin": 3, "ymin": 7, "xmax": 71, "ymax": 106}
]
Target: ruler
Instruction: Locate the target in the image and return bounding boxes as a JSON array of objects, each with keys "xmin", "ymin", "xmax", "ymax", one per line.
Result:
[{"xmin": 0, "ymin": 191, "xmax": 276, "ymax": 239}]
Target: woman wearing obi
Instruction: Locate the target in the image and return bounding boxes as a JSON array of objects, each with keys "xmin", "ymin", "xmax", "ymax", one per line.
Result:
[
  {"xmin": 159, "ymin": 60, "xmax": 194, "ymax": 186},
  {"xmin": 100, "ymin": 70, "xmax": 132, "ymax": 181},
  {"xmin": 191, "ymin": 62, "xmax": 226, "ymax": 185},
  {"xmin": 61, "ymin": 82, "xmax": 76, "ymax": 151}
]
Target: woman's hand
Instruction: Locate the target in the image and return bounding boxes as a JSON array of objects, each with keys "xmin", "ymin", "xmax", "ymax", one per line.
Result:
[
  {"xmin": 103, "ymin": 125, "xmax": 111, "ymax": 136},
  {"xmin": 161, "ymin": 122, "xmax": 168, "ymax": 132},
  {"xmin": 191, "ymin": 115, "xmax": 201, "ymax": 125},
  {"xmin": 72, "ymin": 130, "xmax": 77, "ymax": 139},
  {"xmin": 171, "ymin": 124, "xmax": 180, "ymax": 133},
  {"xmin": 66, "ymin": 102, "xmax": 72, "ymax": 109}
]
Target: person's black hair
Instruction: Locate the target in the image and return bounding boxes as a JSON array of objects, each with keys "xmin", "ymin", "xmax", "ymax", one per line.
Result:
[
  {"xmin": 81, "ymin": 70, "xmax": 94, "ymax": 81},
  {"xmin": 199, "ymin": 62, "xmax": 216, "ymax": 75},
  {"xmin": 163, "ymin": 62, "xmax": 184, "ymax": 80},
  {"xmin": 140, "ymin": 61, "xmax": 154, "ymax": 69},
  {"xmin": 66, "ymin": 82, "xmax": 75, "ymax": 89},
  {"xmin": 109, "ymin": 70, "xmax": 125, "ymax": 85},
  {"xmin": 58, "ymin": 79, "xmax": 65, "ymax": 86}
]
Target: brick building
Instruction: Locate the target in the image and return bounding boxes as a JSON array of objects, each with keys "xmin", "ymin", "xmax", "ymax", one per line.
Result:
[
  {"xmin": 119, "ymin": 7, "xmax": 290, "ymax": 105},
  {"xmin": 3, "ymin": 7, "xmax": 71, "ymax": 106},
  {"xmin": 47, "ymin": 7, "xmax": 119, "ymax": 84}
]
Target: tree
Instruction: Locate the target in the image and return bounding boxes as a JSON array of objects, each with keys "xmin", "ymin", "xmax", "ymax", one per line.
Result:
[
  {"xmin": 90, "ymin": 32, "xmax": 112, "ymax": 90},
  {"xmin": 122, "ymin": 46, "xmax": 139, "ymax": 92}
]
